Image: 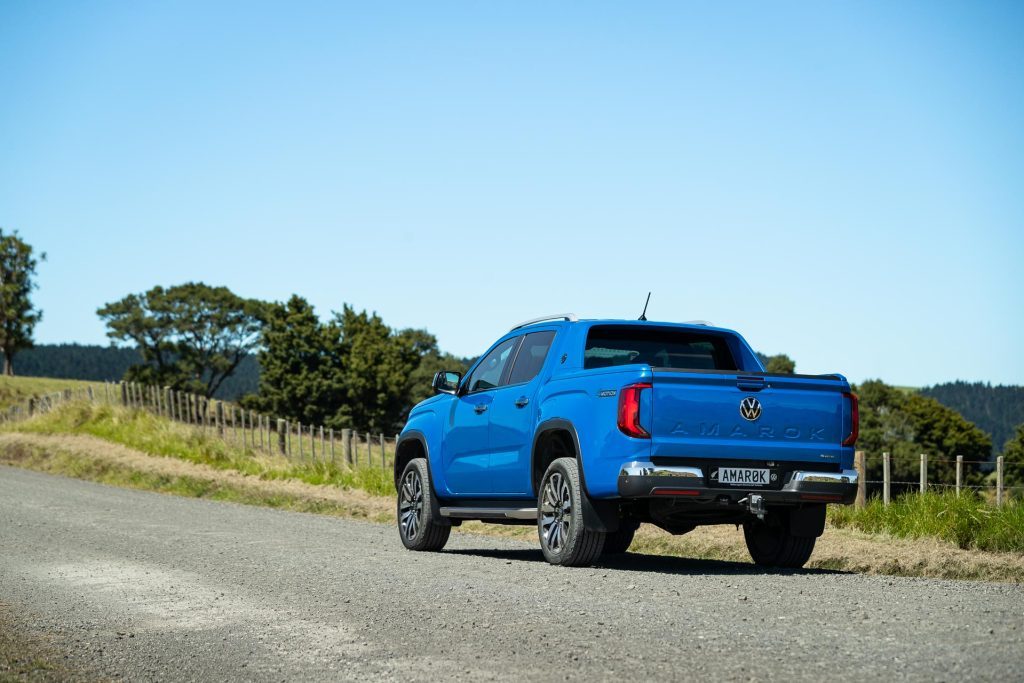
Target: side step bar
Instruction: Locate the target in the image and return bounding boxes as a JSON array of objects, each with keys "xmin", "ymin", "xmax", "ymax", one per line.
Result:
[{"xmin": 439, "ymin": 506, "xmax": 537, "ymax": 520}]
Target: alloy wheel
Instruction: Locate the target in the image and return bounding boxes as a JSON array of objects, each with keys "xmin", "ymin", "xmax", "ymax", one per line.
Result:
[
  {"xmin": 399, "ymin": 468, "xmax": 424, "ymax": 541},
  {"xmin": 540, "ymin": 471, "xmax": 572, "ymax": 553}
]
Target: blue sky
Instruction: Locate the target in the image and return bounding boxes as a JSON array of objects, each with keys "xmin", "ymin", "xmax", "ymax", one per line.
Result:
[{"xmin": 1, "ymin": 1, "xmax": 1022, "ymax": 387}]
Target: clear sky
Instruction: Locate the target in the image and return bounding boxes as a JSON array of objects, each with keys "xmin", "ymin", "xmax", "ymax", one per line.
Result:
[{"xmin": 1, "ymin": 1, "xmax": 1022, "ymax": 387}]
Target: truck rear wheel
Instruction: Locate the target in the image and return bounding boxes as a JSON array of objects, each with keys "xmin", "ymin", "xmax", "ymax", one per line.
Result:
[
  {"xmin": 742, "ymin": 512, "xmax": 816, "ymax": 569},
  {"xmin": 538, "ymin": 457, "xmax": 605, "ymax": 566}
]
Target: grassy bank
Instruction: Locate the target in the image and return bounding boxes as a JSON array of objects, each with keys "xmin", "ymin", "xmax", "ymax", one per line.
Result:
[
  {"xmin": 2, "ymin": 402, "xmax": 1023, "ymax": 583},
  {"xmin": 0, "ymin": 375, "xmax": 108, "ymax": 411},
  {"xmin": 6, "ymin": 401, "xmax": 394, "ymax": 496}
]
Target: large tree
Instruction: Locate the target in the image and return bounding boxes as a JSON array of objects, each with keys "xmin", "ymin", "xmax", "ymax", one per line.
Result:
[
  {"xmin": 98, "ymin": 283, "xmax": 264, "ymax": 397},
  {"xmin": 247, "ymin": 295, "xmax": 346, "ymax": 425},
  {"xmin": 855, "ymin": 379, "xmax": 992, "ymax": 489},
  {"xmin": 756, "ymin": 351, "xmax": 796, "ymax": 374},
  {"xmin": 249, "ymin": 297, "xmax": 462, "ymax": 433},
  {"xmin": 0, "ymin": 229, "xmax": 45, "ymax": 375}
]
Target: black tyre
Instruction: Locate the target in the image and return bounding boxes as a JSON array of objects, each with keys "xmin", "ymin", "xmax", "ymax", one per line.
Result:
[
  {"xmin": 602, "ymin": 522, "xmax": 639, "ymax": 555},
  {"xmin": 397, "ymin": 459, "xmax": 450, "ymax": 552},
  {"xmin": 743, "ymin": 513, "xmax": 816, "ymax": 568},
  {"xmin": 538, "ymin": 457, "xmax": 605, "ymax": 566}
]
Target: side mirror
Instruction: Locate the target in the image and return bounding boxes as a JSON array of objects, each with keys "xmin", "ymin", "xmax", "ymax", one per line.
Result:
[{"xmin": 432, "ymin": 370, "xmax": 462, "ymax": 395}]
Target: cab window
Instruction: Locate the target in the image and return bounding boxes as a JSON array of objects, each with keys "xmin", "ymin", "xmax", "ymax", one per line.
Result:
[{"xmin": 464, "ymin": 337, "xmax": 519, "ymax": 393}]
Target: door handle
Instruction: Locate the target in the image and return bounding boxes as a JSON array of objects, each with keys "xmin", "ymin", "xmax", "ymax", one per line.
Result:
[
  {"xmin": 474, "ymin": 403, "xmax": 489, "ymax": 414},
  {"xmin": 515, "ymin": 397, "xmax": 530, "ymax": 408}
]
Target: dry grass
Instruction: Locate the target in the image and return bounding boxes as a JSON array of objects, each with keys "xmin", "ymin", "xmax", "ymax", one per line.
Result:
[{"xmin": 2, "ymin": 431, "xmax": 1023, "ymax": 583}]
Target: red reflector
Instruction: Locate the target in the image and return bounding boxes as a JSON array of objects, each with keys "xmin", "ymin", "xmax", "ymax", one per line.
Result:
[
  {"xmin": 842, "ymin": 392, "xmax": 859, "ymax": 447},
  {"xmin": 800, "ymin": 493, "xmax": 842, "ymax": 502},
  {"xmin": 652, "ymin": 488, "xmax": 700, "ymax": 496},
  {"xmin": 618, "ymin": 382, "xmax": 652, "ymax": 439}
]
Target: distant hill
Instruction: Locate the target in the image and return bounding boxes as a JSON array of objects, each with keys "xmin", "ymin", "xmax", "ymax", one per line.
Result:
[
  {"xmin": 12, "ymin": 344, "xmax": 259, "ymax": 401},
  {"xmin": 920, "ymin": 381, "xmax": 1024, "ymax": 454}
]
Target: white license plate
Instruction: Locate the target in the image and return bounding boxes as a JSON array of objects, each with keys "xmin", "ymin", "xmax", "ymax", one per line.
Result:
[{"xmin": 716, "ymin": 467, "xmax": 770, "ymax": 486}]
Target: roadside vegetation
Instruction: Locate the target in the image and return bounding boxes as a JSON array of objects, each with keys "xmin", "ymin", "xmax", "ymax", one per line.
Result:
[
  {"xmin": 830, "ymin": 491, "xmax": 1023, "ymax": 553},
  {"xmin": 0, "ymin": 375, "xmax": 108, "ymax": 411},
  {"xmin": 2, "ymin": 401, "xmax": 1023, "ymax": 583},
  {"xmin": 7, "ymin": 401, "xmax": 394, "ymax": 497}
]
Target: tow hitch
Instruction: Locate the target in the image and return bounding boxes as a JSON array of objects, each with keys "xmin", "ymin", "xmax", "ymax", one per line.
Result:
[{"xmin": 739, "ymin": 494, "xmax": 767, "ymax": 521}]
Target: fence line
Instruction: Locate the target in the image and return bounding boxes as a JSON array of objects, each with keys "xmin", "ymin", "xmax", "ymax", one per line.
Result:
[
  {"xmin": 854, "ymin": 449, "xmax": 1014, "ymax": 510},
  {"xmin": 1, "ymin": 385, "xmax": 1017, "ymax": 505},
  {"xmin": 0, "ymin": 381, "xmax": 402, "ymax": 472}
]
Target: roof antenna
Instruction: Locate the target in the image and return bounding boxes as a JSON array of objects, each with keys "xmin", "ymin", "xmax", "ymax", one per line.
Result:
[{"xmin": 638, "ymin": 292, "xmax": 651, "ymax": 321}]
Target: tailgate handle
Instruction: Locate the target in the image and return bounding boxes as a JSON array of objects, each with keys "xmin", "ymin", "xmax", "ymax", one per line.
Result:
[{"xmin": 736, "ymin": 376, "xmax": 766, "ymax": 392}]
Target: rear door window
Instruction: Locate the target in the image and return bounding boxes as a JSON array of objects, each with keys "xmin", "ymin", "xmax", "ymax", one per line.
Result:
[
  {"xmin": 507, "ymin": 330, "xmax": 556, "ymax": 385},
  {"xmin": 584, "ymin": 326, "xmax": 738, "ymax": 371}
]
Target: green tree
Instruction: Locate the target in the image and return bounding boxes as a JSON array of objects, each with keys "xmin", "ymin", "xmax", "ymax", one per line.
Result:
[
  {"xmin": 335, "ymin": 305, "xmax": 422, "ymax": 433},
  {"xmin": 98, "ymin": 283, "xmax": 264, "ymax": 397},
  {"xmin": 0, "ymin": 229, "xmax": 45, "ymax": 375},
  {"xmin": 1001, "ymin": 424, "xmax": 1024, "ymax": 489},
  {"xmin": 765, "ymin": 354, "xmax": 796, "ymax": 374},
  {"xmin": 855, "ymin": 379, "xmax": 992, "ymax": 489},
  {"xmin": 246, "ymin": 296, "xmax": 345, "ymax": 425}
]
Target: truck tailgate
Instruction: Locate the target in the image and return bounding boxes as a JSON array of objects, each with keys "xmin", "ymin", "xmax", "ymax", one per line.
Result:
[{"xmin": 649, "ymin": 371, "xmax": 849, "ymax": 465}]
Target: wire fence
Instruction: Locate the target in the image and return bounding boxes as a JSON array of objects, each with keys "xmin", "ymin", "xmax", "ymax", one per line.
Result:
[
  {"xmin": 852, "ymin": 450, "xmax": 1022, "ymax": 509},
  {"xmin": 0, "ymin": 381, "xmax": 402, "ymax": 471}
]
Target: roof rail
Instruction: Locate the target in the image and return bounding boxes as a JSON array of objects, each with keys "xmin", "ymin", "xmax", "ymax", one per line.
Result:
[
  {"xmin": 683, "ymin": 320, "xmax": 714, "ymax": 326},
  {"xmin": 509, "ymin": 313, "xmax": 578, "ymax": 331}
]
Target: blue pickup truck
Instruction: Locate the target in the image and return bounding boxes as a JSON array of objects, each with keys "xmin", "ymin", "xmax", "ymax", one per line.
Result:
[{"xmin": 394, "ymin": 315, "xmax": 859, "ymax": 567}]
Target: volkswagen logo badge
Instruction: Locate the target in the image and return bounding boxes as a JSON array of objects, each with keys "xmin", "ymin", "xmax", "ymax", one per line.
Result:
[{"xmin": 739, "ymin": 396, "xmax": 762, "ymax": 421}]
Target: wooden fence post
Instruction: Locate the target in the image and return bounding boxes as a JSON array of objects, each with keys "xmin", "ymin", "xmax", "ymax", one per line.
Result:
[
  {"xmin": 365, "ymin": 432, "xmax": 371, "ymax": 466},
  {"xmin": 320, "ymin": 426, "xmax": 325, "ymax": 461},
  {"xmin": 956, "ymin": 455, "xmax": 963, "ymax": 496},
  {"xmin": 343, "ymin": 429, "xmax": 352, "ymax": 464},
  {"xmin": 882, "ymin": 452, "xmax": 891, "ymax": 506},
  {"xmin": 919, "ymin": 453, "xmax": 927, "ymax": 494},
  {"xmin": 329, "ymin": 429, "xmax": 335, "ymax": 463},
  {"xmin": 997, "ymin": 455, "xmax": 1004, "ymax": 507},
  {"xmin": 380, "ymin": 433, "xmax": 386, "ymax": 469},
  {"xmin": 298, "ymin": 422, "xmax": 303, "ymax": 460},
  {"xmin": 854, "ymin": 450, "xmax": 866, "ymax": 508},
  {"xmin": 277, "ymin": 419, "xmax": 287, "ymax": 455}
]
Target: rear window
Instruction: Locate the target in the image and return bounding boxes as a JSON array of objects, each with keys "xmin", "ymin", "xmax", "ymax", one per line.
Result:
[{"xmin": 584, "ymin": 326, "xmax": 738, "ymax": 371}]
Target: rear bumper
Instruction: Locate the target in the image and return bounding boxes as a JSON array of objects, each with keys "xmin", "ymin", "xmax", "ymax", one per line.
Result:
[{"xmin": 617, "ymin": 461, "xmax": 858, "ymax": 505}]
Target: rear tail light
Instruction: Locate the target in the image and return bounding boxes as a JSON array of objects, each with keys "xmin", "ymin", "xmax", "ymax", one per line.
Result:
[
  {"xmin": 618, "ymin": 382, "xmax": 652, "ymax": 438},
  {"xmin": 842, "ymin": 392, "xmax": 859, "ymax": 446}
]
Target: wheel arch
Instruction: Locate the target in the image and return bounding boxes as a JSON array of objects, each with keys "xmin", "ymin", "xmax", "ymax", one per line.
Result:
[
  {"xmin": 395, "ymin": 431, "xmax": 449, "ymax": 526},
  {"xmin": 532, "ymin": 419, "xmax": 619, "ymax": 532}
]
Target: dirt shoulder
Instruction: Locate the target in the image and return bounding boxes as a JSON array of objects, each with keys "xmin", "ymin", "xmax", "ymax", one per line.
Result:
[{"xmin": 1, "ymin": 432, "xmax": 1021, "ymax": 583}]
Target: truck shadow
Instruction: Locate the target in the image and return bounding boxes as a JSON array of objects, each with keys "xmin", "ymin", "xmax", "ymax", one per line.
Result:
[{"xmin": 445, "ymin": 547, "xmax": 849, "ymax": 577}]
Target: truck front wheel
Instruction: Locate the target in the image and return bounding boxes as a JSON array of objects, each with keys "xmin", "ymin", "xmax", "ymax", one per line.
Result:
[{"xmin": 742, "ymin": 510, "xmax": 817, "ymax": 569}]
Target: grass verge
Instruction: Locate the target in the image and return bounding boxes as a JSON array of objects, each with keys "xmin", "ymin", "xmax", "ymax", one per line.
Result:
[
  {"xmin": 831, "ymin": 491, "xmax": 1024, "ymax": 553},
  {"xmin": 2, "ymin": 403, "xmax": 1023, "ymax": 583}
]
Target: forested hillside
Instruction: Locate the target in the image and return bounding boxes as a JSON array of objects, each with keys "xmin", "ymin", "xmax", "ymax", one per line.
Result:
[
  {"xmin": 920, "ymin": 381, "xmax": 1024, "ymax": 454},
  {"xmin": 14, "ymin": 344, "xmax": 259, "ymax": 400}
]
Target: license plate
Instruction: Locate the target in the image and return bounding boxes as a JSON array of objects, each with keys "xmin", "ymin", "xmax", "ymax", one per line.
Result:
[{"xmin": 715, "ymin": 467, "xmax": 770, "ymax": 486}]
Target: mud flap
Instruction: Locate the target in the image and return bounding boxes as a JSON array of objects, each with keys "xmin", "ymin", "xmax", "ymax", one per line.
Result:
[
  {"xmin": 789, "ymin": 504, "xmax": 826, "ymax": 538},
  {"xmin": 580, "ymin": 492, "xmax": 620, "ymax": 533}
]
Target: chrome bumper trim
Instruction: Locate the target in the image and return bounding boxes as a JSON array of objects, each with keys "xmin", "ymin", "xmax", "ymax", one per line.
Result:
[
  {"xmin": 789, "ymin": 469, "xmax": 858, "ymax": 485},
  {"xmin": 618, "ymin": 461, "xmax": 703, "ymax": 479}
]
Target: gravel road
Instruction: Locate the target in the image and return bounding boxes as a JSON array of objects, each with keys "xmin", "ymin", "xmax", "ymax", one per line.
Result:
[{"xmin": 1, "ymin": 465, "xmax": 1022, "ymax": 682}]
